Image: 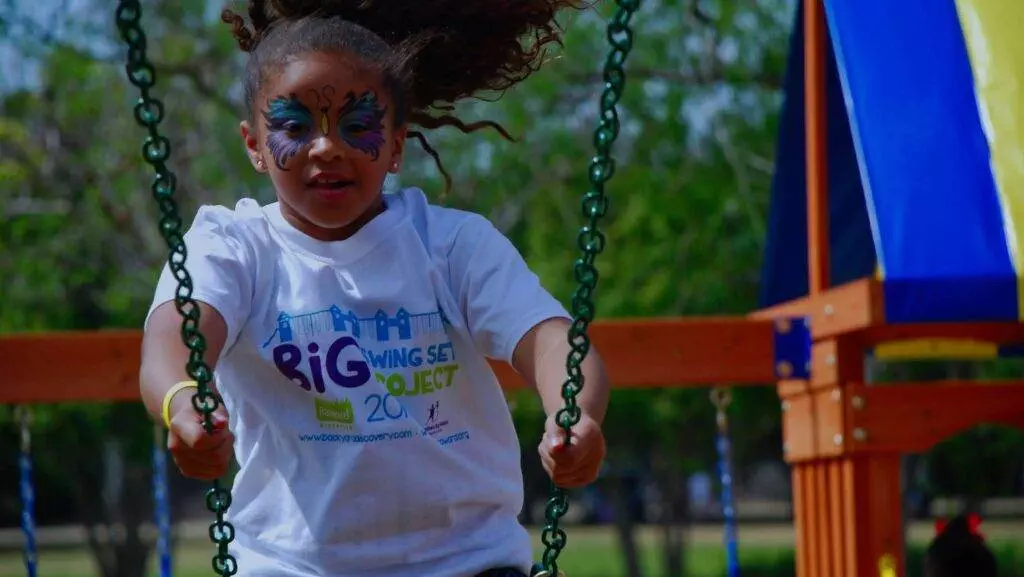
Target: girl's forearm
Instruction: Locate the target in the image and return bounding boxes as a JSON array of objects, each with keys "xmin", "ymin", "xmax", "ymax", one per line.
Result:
[
  {"xmin": 140, "ymin": 301, "xmax": 228, "ymax": 425},
  {"xmin": 517, "ymin": 317, "xmax": 610, "ymax": 425}
]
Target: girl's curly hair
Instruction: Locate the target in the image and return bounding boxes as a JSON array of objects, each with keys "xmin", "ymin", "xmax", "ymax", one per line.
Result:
[{"xmin": 221, "ymin": 0, "xmax": 584, "ymax": 191}]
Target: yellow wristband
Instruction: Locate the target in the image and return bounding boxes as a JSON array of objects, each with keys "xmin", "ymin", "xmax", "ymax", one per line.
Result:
[{"xmin": 161, "ymin": 380, "xmax": 199, "ymax": 428}]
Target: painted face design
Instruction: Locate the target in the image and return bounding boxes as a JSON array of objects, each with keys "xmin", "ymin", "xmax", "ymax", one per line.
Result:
[
  {"xmin": 261, "ymin": 86, "xmax": 386, "ymax": 169},
  {"xmin": 262, "ymin": 92, "xmax": 315, "ymax": 171},
  {"xmin": 336, "ymin": 91, "xmax": 387, "ymax": 161}
]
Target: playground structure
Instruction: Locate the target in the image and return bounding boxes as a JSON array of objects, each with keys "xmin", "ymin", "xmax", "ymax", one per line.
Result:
[{"xmin": 3, "ymin": 0, "xmax": 1024, "ymax": 575}]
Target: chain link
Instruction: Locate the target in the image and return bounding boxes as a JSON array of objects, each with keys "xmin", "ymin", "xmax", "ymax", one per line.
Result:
[
  {"xmin": 540, "ymin": 1, "xmax": 640, "ymax": 574},
  {"xmin": 114, "ymin": 3, "xmax": 237, "ymax": 575}
]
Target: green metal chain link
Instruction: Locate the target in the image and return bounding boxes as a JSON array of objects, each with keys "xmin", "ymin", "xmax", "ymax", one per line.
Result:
[
  {"xmin": 539, "ymin": 1, "xmax": 640, "ymax": 575},
  {"xmin": 114, "ymin": 3, "xmax": 237, "ymax": 576}
]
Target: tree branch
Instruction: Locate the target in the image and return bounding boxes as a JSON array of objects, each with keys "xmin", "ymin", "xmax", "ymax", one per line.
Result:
[
  {"xmin": 10, "ymin": 10, "xmax": 239, "ymax": 115},
  {"xmin": 562, "ymin": 66, "xmax": 783, "ymax": 90},
  {"xmin": 152, "ymin": 61, "xmax": 240, "ymax": 115}
]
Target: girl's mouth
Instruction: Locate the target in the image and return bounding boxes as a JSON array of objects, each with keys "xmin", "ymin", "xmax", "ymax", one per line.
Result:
[
  {"xmin": 309, "ymin": 179, "xmax": 353, "ymax": 190},
  {"xmin": 307, "ymin": 173, "xmax": 355, "ymax": 196}
]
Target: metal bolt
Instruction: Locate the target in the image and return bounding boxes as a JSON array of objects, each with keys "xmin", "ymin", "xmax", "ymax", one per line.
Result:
[
  {"xmin": 777, "ymin": 361, "xmax": 793, "ymax": 378},
  {"xmin": 833, "ymin": 433, "xmax": 844, "ymax": 446},
  {"xmin": 824, "ymin": 304, "xmax": 834, "ymax": 316},
  {"xmin": 853, "ymin": 428, "xmax": 867, "ymax": 442},
  {"xmin": 851, "ymin": 396, "xmax": 865, "ymax": 410},
  {"xmin": 831, "ymin": 389, "xmax": 841, "ymax": 402}
]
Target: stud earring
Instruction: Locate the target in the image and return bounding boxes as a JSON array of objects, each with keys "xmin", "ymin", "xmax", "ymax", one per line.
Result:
[
  {"xmin": 257, "ymin": 159, "xmax": 266, "ymax": 171},
  {"xmin": 391, "ymin": 162, "xmax": 400, "ymax": 173}
]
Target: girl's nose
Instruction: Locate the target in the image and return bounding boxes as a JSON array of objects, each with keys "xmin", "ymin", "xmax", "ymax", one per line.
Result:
[{"xmin": 309, "ymin": 134, "xmax": 344, "ymax": 163}]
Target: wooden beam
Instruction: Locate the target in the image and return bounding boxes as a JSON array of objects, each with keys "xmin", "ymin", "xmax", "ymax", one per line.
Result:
[
  {"xmin": 754, "ymin": 276, "xmax": 1024, "ymax": 352},
  {"xmin": 751, "ymin": 278, "xmax": 884, "ymax": 340},
  {"xmin": 1, "ymin": 329, "xmax": 143, "ymax": 404},
  {"xmin": 783, "ymin": 380, "xmax": 1024, "ymax": 461},
  {"xmin": 0, "ymin": 317, "xmax": 786, "ymax": 405},
  {"xmin": 841, "ymin": 381, "xmax": 1024, "ymax": 455}
]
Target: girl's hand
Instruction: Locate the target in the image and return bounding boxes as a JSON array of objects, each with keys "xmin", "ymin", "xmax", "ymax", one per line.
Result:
[
  {"xmin": 538, "ymin": 411, "xmax": 606, "ymax": 488},
  {"xmin": 166, "ymin": 396, "xmax": 234, "ymax": 481}
]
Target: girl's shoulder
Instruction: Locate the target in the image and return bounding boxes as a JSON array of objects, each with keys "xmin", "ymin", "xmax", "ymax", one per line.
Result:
[
  {"xmin": 189, "ymin": 197, "xmax": 269, "ymax": 236},
  {"xmin": 183, "ymin": 198, "xmax": 279, "ymax": 267},
  {"xmin": 391, "ymin": 186, "xmax": 505, "ymax": 251},
  {"xmin": 188, "ymin": 197, "xmax": 285, "ymax": 252}
]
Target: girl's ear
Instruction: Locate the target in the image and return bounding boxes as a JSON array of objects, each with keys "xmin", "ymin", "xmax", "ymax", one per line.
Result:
[
  {"xmin": 388, "ymin": 124, "xmax": 408, "ymax": 173},
  {"xmin": 240, "ymin": 120, "xmax": 268, "ymax": 173}
]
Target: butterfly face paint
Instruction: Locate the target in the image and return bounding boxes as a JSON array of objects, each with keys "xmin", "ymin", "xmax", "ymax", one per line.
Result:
[
  {"xmin": 262, "ymin": 86, "xmax": 339, "ymax": 170},
  {"xmin": 262, "ymin": 87, "xmax": 386, "ymax": 169},
  {"xmin": 262, "ymin": 93, "xmax": 315, "ymax": 171},
  {"xmin": 336, "ymin": 91, "xmax": 387, "ymax": 161}
]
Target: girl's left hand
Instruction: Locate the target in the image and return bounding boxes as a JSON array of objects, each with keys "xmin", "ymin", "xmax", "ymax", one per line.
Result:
[{"xmin": 538, "ymin": 411, "xmax": 606, "ymax": 488}]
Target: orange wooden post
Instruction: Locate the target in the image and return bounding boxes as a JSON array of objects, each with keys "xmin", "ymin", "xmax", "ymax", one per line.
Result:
[
  {"xmin": 789, "ymin": 0, "xmax": 835, "ymax": 573},
  {"xmin": 781, "ymin": 340, "xmax": 908, "ymax": 577},
  {"xmin": 790, "ymin": 461, "xmax": 813, "ymax": 577},
  {"xmin": 805, "ymin": 0, "xmax": 829, "ymax": 296},
  {"xmin": 843, "ymin": 454, "xmax": 904, "ymax": 576},
  {"xmin": 826, "ymin": 459, "xmax": 845, "ymax": 574},
  {"xmin": 774, "ymin": 280, "xmax": 911, "ymax": 577}
]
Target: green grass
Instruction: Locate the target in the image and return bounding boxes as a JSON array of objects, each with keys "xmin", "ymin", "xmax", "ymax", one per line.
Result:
[
  {"xmin": 1, "ymin": 541, "xmax": 787, "ymax": 577},
  {"xmin": 1, "ymin": 526, "xmax": 1022, "ymax": 577}
]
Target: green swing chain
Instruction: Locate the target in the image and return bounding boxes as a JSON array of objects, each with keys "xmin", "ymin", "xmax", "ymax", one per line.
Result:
[
  {"xmin": 115, "ymin": 0, "xmax": 637, "ymax": 575},
  {"xmin": 114, "ymin": 3, "xmax": 237, "ymax": 576},
  {"xmin": 539, "ymin": 1, "xmax": 639, "ymax": 575}
]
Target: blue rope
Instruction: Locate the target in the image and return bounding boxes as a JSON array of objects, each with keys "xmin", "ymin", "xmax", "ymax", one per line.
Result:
[
  {"xmin": 152, "ymin": 425, "xmax": 173, "ymax": 577},
  {"xmin": 712, "ymin": 390, "xmax": 740, "ymax": 577},
  {"xmin": 17, "ymin": 408, "xmax": 38, "ymax": 577}
]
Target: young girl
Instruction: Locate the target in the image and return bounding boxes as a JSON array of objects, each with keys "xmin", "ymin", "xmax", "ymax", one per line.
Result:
[{"xmin": 138, "ymin": 1, "xmax": 609, "ymax": 576}]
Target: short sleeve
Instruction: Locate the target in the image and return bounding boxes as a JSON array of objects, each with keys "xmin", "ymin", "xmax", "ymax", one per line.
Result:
[
  {"xmin": 447, "ymin": 214, "xmax": 570, "ymax": 363},
  {"xmin": 145, "ymin": 204, "xmax": 256, "ymax": 352}
]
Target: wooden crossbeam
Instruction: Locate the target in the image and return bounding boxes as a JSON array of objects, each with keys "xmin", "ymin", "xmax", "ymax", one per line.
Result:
[
  {"xmin": 0, "ymin": 317, "xmax": 786, "ymax": 405},
  {"xmin": 750, "ymin": 278, "xmax": 884, "ymax": 340},
  {"xmin": 781, "ymin": 380, "xmax": 1024, "ymax": 462},
  {"xmin": 842, "ymin": 380, "xmax": 1024, "ymax": 454},
  {"xmin": 752, "ymin": 276, "xmax": 1024, "ymax": 347}
]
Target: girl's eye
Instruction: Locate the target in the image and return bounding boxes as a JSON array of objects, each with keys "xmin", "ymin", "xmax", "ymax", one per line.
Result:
[
  {"xmin": 346, "ymin": 124, "xmax": 367, "ymax": 134},
  {"xmin": 283, "ymin": 121, "xmax": 307, "ymax": 134}
]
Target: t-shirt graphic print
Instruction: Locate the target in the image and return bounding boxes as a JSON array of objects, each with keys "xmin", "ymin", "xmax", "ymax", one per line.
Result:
[{"xmin": 264, "ymin": 301, "xmax": 469, "ymax": 450}]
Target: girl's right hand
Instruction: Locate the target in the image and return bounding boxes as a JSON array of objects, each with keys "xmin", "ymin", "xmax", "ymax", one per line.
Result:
[{"xmin": 166, "ymin": 398, "xmax": 234, "ymax": 480}]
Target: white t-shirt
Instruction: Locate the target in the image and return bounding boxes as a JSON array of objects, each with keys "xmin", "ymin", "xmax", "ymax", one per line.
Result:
[{"xmin": 146, "ymin": 187, "xmax": 569, "ymax": 577}]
